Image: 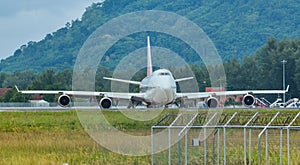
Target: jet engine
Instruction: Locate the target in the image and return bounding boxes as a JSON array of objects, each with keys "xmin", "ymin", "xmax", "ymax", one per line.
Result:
[
  {"xmin": 206, "ymin": 97, "xmax": 218, "ymax": 108},
  {"xmin": 58, "ymin": 94, "xmax": 71, "ymax": 107},
  {"xmin": 242, "ymin": 94, "xmax": 255, "ymax": 106},
  {"xmin": 99, "ymin": 97, "xmax": 112, "ymax": 109}
]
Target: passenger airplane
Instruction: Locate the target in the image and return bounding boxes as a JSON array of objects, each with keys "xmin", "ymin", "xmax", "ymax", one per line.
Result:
[{"xmin": 16, "ymin": 36, "xmax": 289, "ymax": 109}]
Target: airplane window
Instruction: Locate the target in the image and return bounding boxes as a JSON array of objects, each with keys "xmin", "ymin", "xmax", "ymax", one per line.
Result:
[{"xmin": 159, "ymin": 72, "xmax": 170, "ymax": 76}]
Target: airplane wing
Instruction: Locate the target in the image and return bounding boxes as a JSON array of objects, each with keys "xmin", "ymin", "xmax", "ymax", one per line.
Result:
[
  {"xmin": 176, "ymin": 90, "xmax": 284, "ymax": 108},
  {"xmin": 99, "ymin": 92, "xmax": 144, "ymax": 99},
  {"xmin": 16, "ymin": 86, "xmax": 99, "ymax": 96},
  {"xmin": 16, "ymin": 85, "xmax": 145, "ymax": 108},
  {"xmin": 176, "ymin": 92, "xmax": 211, "ymax": 99},
  {"xmin": 176, "ymin": 85, "xmax": 289, "ymax": 108},
  {"xmin": 211, "ymin": 85, "xmax": 289, "ymax": 96},
  {"xmin": 15, "ymin": 85, "xmax": 144, "ymax": 99},
  {"xmin": 177, "ymin": 85, "xmax": 289, "ymax": 99}
]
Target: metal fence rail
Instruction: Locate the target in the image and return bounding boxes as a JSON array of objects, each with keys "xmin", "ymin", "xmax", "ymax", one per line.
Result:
[{"xmin": 152, "ymin": 111, "xmax": 300, "ymax": 165}]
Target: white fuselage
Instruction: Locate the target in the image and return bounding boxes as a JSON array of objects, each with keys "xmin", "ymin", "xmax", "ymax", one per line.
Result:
[{"xmin": 139, "ymin": 69, "xmax": 176, "ymax": 105}]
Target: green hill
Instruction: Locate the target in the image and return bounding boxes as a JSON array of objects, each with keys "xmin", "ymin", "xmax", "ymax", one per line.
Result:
[{"xmin": 1, "ymin": 0, "xmax": 300, "ymax": 72}]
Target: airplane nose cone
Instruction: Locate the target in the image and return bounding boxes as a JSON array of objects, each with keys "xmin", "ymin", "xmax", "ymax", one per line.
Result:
[
  {"xmin": 146, "ymin": 88, "xmax": 174, "ymax": 105},
  {"xmin": 152, "ymin": 88, "xmax": 168, "ymax": 103}
]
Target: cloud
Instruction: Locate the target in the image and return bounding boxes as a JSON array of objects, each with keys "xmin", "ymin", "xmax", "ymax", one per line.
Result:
[{"xmin": 0, "ymin": 1, "xmax": 99, "ymax": 59}]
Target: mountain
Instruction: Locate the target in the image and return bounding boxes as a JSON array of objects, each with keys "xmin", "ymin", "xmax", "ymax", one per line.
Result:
[{"xmin": 1, "ymin": 0, "xmax": 300, "ymax": 72}]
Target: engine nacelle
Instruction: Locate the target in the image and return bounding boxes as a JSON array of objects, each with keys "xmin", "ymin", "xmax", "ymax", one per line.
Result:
[
  {"xmin": 206, "ymin": 97, "xmax": 218, "ymax": 108},
  {"xmin": 99, "ymin": 97, "xmax": 112, "ymax": 109},
  {"xmin": 243, "ymin": 94, "xmax": 255, "ymax": 106},
  {"xmin": 58, "ymin": 94, "xmax": 71, "ymax": 107}
]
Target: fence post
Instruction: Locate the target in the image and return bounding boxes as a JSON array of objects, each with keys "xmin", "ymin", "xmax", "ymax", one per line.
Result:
[
  {"xmin": 266, "ymin": 129, "xmax": 268, "ymax": 165},
  {"xmin": 286, "ymin": 112, "xmax": 300, "ymax": 165},
  {"xmin": 258, "ymin": 112, "xmax": 280, "ymax": 165},
  {"xmin": 223, "ymin": 112, "xmax": 237, "ymax": 165},
  {"xmin": 169, "ymin": 114, "xmax": 183, "ymax": 165},
  {"xmin": 197, "ymin": 113, "xmax": 218, "ymax": 165},
  {"xmin": 178, "ymin": 134, "xmax": 181, "ymax": 165},
  {"xmin": 287, "ymin": 128, "xmax": 290, "ymax": 165},
  {"xmin": 177, "ymin": 113, "xmax": 198, "ymax": 165},
  {"xmin": 244, "ymin": 112, "xmax": 258, "ymax": 165},
  {"xmin": 185, "ymin": 130, "xmax": 188, "ymax": 165},
  {"xmin": 218, "ymin": 128, "xmax": 220, "ymax": 165},
  {"xmin": 204, "ymin": 127, "xmax": 207, "ymax": 165},
  {"xmin": 151, "ymin": 126, "xmax": 154, "ymax": 165},
  {"xmin": 280, "ymin": 128, "xmax": 282, "ymax": 165},
  {"xmin": 249, "ymin": 129, "xmax": 252, "ymax": 165},
  {"xmin": 223, "ymin": 127, "xmax": 226, "ymax": 165}
]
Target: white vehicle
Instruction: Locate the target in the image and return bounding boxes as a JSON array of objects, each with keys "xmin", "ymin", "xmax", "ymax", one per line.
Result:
[
  {"xmin": 285, "ymin": 98, "xmax": 300, "ymax": 108},
  {"xmin": 270, "ymin": 98, "xmax": 283, "ymax": 108},
  {"xmin": 16, "ymin": 37, "xmax": 289, "ymax": 109},
  {"xmin": 270, "ymin": 98, "xmax": 299, "ymax": 108}
]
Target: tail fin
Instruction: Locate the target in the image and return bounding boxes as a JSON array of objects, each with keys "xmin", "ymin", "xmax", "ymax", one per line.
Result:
[
  {"xmin": 286, "ymin": 85, "xmax": 290, "ymax": 92},
  {"xmin": 147, "ymin": 36, "xmax": 153, "ymax": 77}
]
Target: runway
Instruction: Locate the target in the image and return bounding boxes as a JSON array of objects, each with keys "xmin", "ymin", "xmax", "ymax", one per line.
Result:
[{"xmin": 1, "ymin": 106, "xmax": 299, "ymax": 112}]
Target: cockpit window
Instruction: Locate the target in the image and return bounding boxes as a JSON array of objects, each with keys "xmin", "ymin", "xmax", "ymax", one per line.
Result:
[{"xmin": 159, "ymin": 72, "xmax": 170, "ymax": 76}]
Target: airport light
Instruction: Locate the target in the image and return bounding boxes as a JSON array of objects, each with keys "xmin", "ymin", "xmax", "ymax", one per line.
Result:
[{"xmin": 281, "ymin": 60, "xmax": 287, "ymax": 104}]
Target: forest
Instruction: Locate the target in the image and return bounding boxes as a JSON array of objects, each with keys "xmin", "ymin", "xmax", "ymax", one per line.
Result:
[
  {"xmin": 1, "ymin": 37, "xmax": 300, "ymax": 102},
  {"xmin": 1, "ymin": 0, "xmax": 300, "ymax": 102},
  {"xmin": 0, "ymin": 0, "xmax": 300, "ymax": 72}
]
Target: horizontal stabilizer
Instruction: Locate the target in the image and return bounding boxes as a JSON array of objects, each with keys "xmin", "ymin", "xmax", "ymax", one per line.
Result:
[
  {"xmin": 103, "ymin": 77, "xmax": 141, "ymax": 85},
  {"xmin": 175, "ymin": 77, "xmax": 194, "ymax": 82}
]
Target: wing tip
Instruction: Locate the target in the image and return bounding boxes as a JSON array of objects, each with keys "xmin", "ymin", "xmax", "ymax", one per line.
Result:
[{"xmin": 15, "ymin": 85, "xmax": 20, "ymax": 92}]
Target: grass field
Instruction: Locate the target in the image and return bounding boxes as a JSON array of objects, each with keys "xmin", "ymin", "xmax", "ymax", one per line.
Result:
[
  {"xmin": 0, "ymin": 109, "xmax": 300, "ymax": 164},
  {"xmin": 0, "ymin": 110, "xmax": 159, "ymax": 165}
]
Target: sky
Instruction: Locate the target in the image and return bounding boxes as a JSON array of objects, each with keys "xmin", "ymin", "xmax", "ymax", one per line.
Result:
[{"xmin": 0, "ymin": 0, "xmax": 100, "ymax": 60}]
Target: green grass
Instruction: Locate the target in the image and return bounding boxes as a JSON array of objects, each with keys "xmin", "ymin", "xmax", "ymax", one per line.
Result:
[
  {"xmin": 0, "ymin": 109, "xmax": 300, "ymax": 164},
  {"xmin": 0, "ymin": 110, "xmax": 160, "ymax": 164}
]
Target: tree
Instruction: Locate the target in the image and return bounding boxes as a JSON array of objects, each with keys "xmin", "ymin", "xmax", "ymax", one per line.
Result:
[
  {"xmin": 224, "ymin": 59, "xmax": 242, "ymax": 90},
  {"xmin": 239, "ymin": 56, "xmax": 259, "ymax": 89},
  {"xmin": 0, "ymin": 88, "xmax": 29, "ymax": 102},
  {"xmin": 0, "ymin": 72, "xmax": 7, "ymax": 87},
  {"xmin": 2, "ymin": 71, "xmax": 35, "ymax": 88},
  {"xmin": 95, "ymin": 67, "xmax": 112, "ymax": 91},
  {"xmin": 29, "ymin": 69, "xmax": 57, "ymax": 102}
]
